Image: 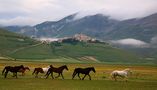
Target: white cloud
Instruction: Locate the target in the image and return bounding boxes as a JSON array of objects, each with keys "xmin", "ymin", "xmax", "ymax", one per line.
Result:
[
  {"xmin": 150, "ymin": 36, "xmax": 157, "ymax": 48},
  {"xmin": 38, "ymin": 37, "xmax": 59, "ymax": 42},
  {"xmin": 110, "ymin": 38, "xmax": 149, "ymax": 48},
  {"xmin": 0, "ymin": 0, "xmax": 157, "ymax": 25}
]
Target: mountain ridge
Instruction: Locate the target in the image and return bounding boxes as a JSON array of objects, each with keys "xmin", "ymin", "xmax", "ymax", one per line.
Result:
[{"xmin": 4, "ymin": 13, "xmax": 157, "ymax": 42}]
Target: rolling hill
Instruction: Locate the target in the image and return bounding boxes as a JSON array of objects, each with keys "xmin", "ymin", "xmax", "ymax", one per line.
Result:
[
  {"xmin": 0, "ymin": 28, "xmax": 39, "ymax": 59},
  {"xmin": 0, "ymin": 28, "xmax": 156, "ymax": 64},
  {"xmin": 7, "ymin": 38, "xmax": 154, "ymax": 64}
]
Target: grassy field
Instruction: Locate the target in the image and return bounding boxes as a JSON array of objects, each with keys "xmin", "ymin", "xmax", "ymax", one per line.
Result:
[{"xmin": 0, "ymin": 59, "xmax": 157, "ymax": 90}]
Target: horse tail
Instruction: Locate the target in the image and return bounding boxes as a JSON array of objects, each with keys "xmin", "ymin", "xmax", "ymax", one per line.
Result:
[
  {"xmin": 2, "ymin": 67, "xmax": 6, "ymax": 75},
  {"xmin": 32, "ymin": 68, "xmax": 36, "ymax": 75}
]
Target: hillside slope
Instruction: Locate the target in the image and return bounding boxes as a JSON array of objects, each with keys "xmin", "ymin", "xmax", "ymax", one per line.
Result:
[
  {"xmin": 0, "ymin": 28, "xmax": 39, "ymax": 58},
  {"xmin": 8, "ymin": 40, "xmax": 153, "ymax": 64},
  {"xmin": 0, "ymin": 28, "xmax": 155, "ymax": 64}
]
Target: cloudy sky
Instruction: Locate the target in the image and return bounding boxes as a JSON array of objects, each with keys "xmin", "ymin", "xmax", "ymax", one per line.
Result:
[{"xmin": 0, "ymin": 0, "xmax": 157, "ymax": 26}]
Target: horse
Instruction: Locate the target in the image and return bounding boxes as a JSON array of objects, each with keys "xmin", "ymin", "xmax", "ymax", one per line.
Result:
[
  {"xmin": 32, "ymin": 66, "xmax": 50, "ymax": 78},
  {"xmin": 72, "ymin": 67, "xmax": 96, "ymax": 80},
  {"xmin": 45, "ymin": 65, "xmax": 68, "ymax": 79},
  {"xmin": 18, "ymin": 67, "xmax": 30, "ymax": 76},
  {"xmin": 2, "ymin": 65, "xmax": 25, "ymax": 78},
  {"xmin": 110, "ymin": 68, "xmax": 132, "ymax": 81}
]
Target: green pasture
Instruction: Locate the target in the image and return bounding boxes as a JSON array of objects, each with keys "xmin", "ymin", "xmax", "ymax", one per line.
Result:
[
  {"xmin": 0, "ymin": 60, "xmax": 157, "ymax": 90},
  {"xmin": 8, "ymin": 42, "xmax": 156, "ymax": 65}
]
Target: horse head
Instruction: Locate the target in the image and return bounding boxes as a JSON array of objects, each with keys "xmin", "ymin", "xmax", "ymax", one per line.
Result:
[
  {"xmin": 25, "ymin": 67, "xmax": 30, "ymax": 71},
  {"xmin": 50, "ymin": 65, "xmax": 53, "ymax": 68},
  {"xmin": 63, "ymin": 65, "xmax": 68, "ymax": 70},
  {"xmin": 124, "ymin": 68, "xmax": 132, "ymax": 75},
  {"xmin": 91, "ymin": 67, "xmax": 96, "ymax": 73}
]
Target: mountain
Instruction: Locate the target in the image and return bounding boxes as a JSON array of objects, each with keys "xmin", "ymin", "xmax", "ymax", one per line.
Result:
[
  {"xmin": 105, "ymin": 13, "xmax": 157, "ymax": 42},
  {"xmin": 4, "ymin": 13, "xmax": 157, "ymax": 43},
  {"xmin": 4, "ymin": 14, "xmax": 119, "ymax": 39}
]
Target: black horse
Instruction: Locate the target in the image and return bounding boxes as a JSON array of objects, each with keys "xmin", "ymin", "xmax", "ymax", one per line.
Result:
[
  {"xmin": 72, "ymin": 67, "xmax": 96, "ymax": 80},
  {"xmin": 45, "ymin": 65, "xmax": 68, "ymax": 79},
  {"xmin": 2, "ymin": 65, "xmax": 25, "ymax": 78}
]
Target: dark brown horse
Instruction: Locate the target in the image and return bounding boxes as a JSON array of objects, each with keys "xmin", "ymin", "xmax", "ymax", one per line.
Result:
[
  {"xmin": 45, "ymin": 65, "xmax": 68, "ymax": 79},
  {"xmin": 72, "ymin": 67, "xmax": 96, "ymax": 80},
  {"xmin": 32, "ymin": 68, "xmax": 44, "ymax": 78},
  {"xmin": 18, "ymin": 67, "xmax": 30, "ymax": 76},
  {"xmin": 2, "ymin": 65, "xmax": 25, "ymax": 78}
]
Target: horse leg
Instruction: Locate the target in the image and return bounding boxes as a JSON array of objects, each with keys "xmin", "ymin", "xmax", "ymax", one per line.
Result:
[
  {"xmin": 12, "ymin": 73, "xmax": 15, "ymax": 77},
  {"xmin": 45, "ymin": 72, "xmax": 50, "ymax": 79},
  {"xmin": 22, "ymin": 71, "xmax": 25, "ymax": 76},
  {"xmin": 114, "ymin": 76, "xmax": 117, "ymax": 81},
  {"xmin": 77, "ymin": 73, "xmax": 81, "ymax": 80},
  {"xmin": 88, "ymin": 74, "xmax": 91, "ymax": 80},
  {"xmin": 72, "ymin": 72, "xmax": 77, "ymax": 79},
  {"xmin": 124, "ymin": 76, "xmax": 128, "ymax": 82},
  {"xmin": 61, "ymin": 73, "xmax": 64, "ymax": 79},
  {"xmin": 82, "ymin": 74, "xmax": 87, "ymax": 80},
  {"xmin": 4, "ymin": 71, "xmax": 8, "ymax": 78},
  {"xmin": 15, "ymin": 72, "xmax": 18, "ymax": 78},
  {"xmin": 55, "ymin": 73, "xmax": 60, "ymax": 78},
  {"xmin": 51, "ymin": 72, "xmax": 54, "ymax": 79},
  {"xmin": 35, "ymin": 72, "xmax": 39, "ymax": 78}
]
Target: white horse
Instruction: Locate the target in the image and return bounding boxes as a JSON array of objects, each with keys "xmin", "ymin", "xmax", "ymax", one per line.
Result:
[
  {"xmin": 111, "ymin": 68, "xmax": 132, "ymax": 81},
  {"xmin": 42, "ymin": 66, "xmax": 50, "ymax": 73}
]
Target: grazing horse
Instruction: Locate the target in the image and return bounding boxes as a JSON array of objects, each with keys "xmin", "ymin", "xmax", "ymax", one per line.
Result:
[
  {"xmin": 18, "ymin": 67, "xmax": 30, "ymax": 76},
  {"xmin": 45, "ymin": 65, "xmax": 68, "ymax": 79},
  {"xmin": 32, "ymin": 66, "xmax": 50, "ymax": 78},
  {"xmin": 2, "ymin": 65, "xmax": 25, "ymax": 78},
  {"xmin": 111, "ymin": 68, "xmax": 132, "ymax": 81},
  {"xmin": 72, "ymin": 67, "xmax": 96, "ymax": 80}
]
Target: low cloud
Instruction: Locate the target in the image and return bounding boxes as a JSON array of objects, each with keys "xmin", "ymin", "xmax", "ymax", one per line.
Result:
[
  {"xmin": 150, "ymin": 36, "xmax": 157, "ymax": 48},
  {"xmin": 110, "ymin": 38, "xmax": 149, "ymax": 48},
  {"xmin": 150, "ymin": 36, "xmax": 157, "ymax": 45},
  {"xmin": 38, "ymin": 37, "xmax": 59, "ymax": 42}
]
